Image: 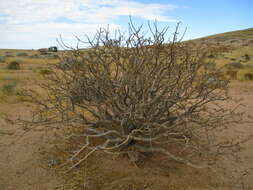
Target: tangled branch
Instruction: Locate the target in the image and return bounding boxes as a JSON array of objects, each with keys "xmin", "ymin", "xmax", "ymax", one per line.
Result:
[{"xmin": 23, "ymin": 21, "xmax": 246, "ymax": 172}]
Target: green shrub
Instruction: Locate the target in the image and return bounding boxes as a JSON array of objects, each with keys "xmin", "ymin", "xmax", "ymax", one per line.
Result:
[
  {"xmin": 224, "ymin": 62, "xmax": 243, "ymax": 69},
  {"xmin": 204, "ymin": 61, "xmax": 216, "ymax": 69},
  {"xmin": 7, "ymin": 61, "xmax": 21, "ymax": 70},
  {"xmin": 1, "ymin": 81, "xmax": 17, "ymax": 95},
  {"xmin": 0, "ymin": 56, "xmax": 6, "ymax": 63},
  {"xmin": 38, "ymin": 68, "xmax": 52, "ymax": 75},
  {"xmin": 207, "ymin": 54, "xmax": 215, "ymax": 58},
  {"xmin": 244, "ymin": 63, "xmax": 253, "ymax": 69},
  {"xmin": 244, "ymin": 73, "xmax": 253, "ymax": 80},
  {"xmin": 53, "ymin": 54, "xmax": 58, "ymax": 59},
  {"xmin": 5, "ymin": 54, "xmax": 14, "ymax": 57},
  {"xmin": 32, "ymin": 66, "xmax": 42, "ymax": 73},
  {"xmin": 42, "ymin": 53, "xmax": 58, "ymax": 59},
  {"xmin": 16, "ymin": 88, "xmax": 27, "ymax": 96},
  {"xmin": 245, "ymin": 54, "xmax": 250, "ymax": 61},
  {"xmin": 16, "ymin": 52, "xmax": 28, "ymax": 56},
  {"xmin": 29, "ymin": 54, "xmax": 40, "ymax": 58},
  {"xmin": 5, "ymin": 52, "xmax": 14, "ymax": 57}
]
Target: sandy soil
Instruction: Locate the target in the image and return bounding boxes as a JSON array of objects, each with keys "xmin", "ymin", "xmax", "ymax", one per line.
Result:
[{"xmin": 0, "ymin": 82, "xmax": 253, "ymax": 190}]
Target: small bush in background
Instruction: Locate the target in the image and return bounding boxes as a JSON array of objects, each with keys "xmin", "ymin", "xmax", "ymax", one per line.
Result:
[
  {"xmin": 29, "ymin": 54, "xmax": 40, "ymax": 58},
  {"xmin": 5, "ymin": 54, "xmax": 14, "ymax": 57},
  {"xmin": 0, "ymin": 56, "xmax": 6, "ymax": 63},
  {"xmin": 207, "ymin": 54, "xmax": 215, "ymax": 58},
  {"xmin": 224, "ymin": 62, "xmax": 243, "ymax": 69},
  {"xmin": 16, "ymin": 52, "xmax": 28, "ymax": 57},
  {"xmin": 32, "ymin": 66, "xmax": 42, "ymax": 73},
  {"xmin": 1, "ymin": 81, "xmax": 17, "ymax": 95},
  {"xmin": 244, "ymin": 63, "xmax": 253, "ymax": 69},
  {"xmin": 42, "ymin": 53, "xmax": 58, "ymax": 59},
  {"xmin": 245, "ymin": 54, "xmax": 250, "ymax": 61},
  {"xmin": 38, "ymin": 68, "xmax": 52, "ymax": 75},
  {"xmin": 7, "ymin": 61, "xmax": 21, "ymax": 70},
  {"xmin": 204, "ymin": 61, "xmax": 216, "ymax": 69},
  {"xmin": 244, "ymin": 73, "xmax": 253, "ymax": 80},
  {"xmin": 4, "ymin": 52, "xmax": 14, "ymax": 57}
]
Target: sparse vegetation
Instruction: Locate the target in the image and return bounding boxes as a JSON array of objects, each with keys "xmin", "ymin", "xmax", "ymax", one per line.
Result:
[
  {"xmin": 0, "ymin": 81, "xmax": 17, "ymax": 95},
  {"xmin": 225, "ymin": 62, "xmax": 243, "ymax": 69},
  {"xmin": 0, "ymin": 56, "xmax": 6, "ymax": 63},
  {"xmin": 244, "ymin": 73, "xmax": 253, "ymax": 80},
  {"xmin": 245, "ymin": 63, "xmax": 253, "ymax": 68},
  {"xmin": 204, "ymin": 61, "xmax": 216, "ymax": 69},
  {"xmin": 43, "ymin": 53, "xmax": 58, "ymax": 59},
  {"xmin": 4, "ymin": 52, "xmax": 14, "ymax": 57},
  {"xmin": 38, "ymin": 68, "xmax": 52, "ymax": 75},
  {"xmin": 16, "ymin": 52, "xmax": 28, "ymax": 57},
  {"xmin": 207, "ymin": 54, "xmax": 215, "ymax": 58},
  {"xmin": 245, "ymin": 53, "xmax": 250, "ymax": 61},
  {"xmin": 29, "ymin": 54, "xmax": 40, "ymax": 58}
]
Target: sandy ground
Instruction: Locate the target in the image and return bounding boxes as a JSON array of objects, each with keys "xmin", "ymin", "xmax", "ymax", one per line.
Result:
[
  {"xmin": 0, "ymin": 104, "xmax": 58, "ymax": 190},
  {"xmin": 0, "ymin": 82, "xmax": 253, "ymax": 190}
]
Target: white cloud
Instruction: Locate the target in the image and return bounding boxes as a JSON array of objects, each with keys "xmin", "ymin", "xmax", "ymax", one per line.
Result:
[
  {"xmin": 0, "ymin": 0, "xmax": 179, "ymax": 49},
  {"xmin": 0, "ymin": 22, "xmax": 121, "ymax": 49}
]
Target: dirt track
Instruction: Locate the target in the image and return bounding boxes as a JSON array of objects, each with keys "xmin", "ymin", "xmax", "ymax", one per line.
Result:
[{"xmin": 0, "ymin": 82, "xmax": 253, "ymax": 190}]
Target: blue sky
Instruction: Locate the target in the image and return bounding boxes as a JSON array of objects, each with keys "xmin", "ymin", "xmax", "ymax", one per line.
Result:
[{"xmin": 0, "ymin": 0, "xmax": 252, "ymax": 49}]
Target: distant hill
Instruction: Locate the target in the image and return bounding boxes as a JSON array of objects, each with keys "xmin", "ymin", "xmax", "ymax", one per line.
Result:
[
  {"xmin": 198, "ymin": 28, "xmax": 253, "ymax": 40},
  {"xmin": 190, "ymin": 28, "xmax": 253, "ymax": 48}
]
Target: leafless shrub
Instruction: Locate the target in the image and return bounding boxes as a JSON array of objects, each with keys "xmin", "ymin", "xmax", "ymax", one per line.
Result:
[{"xmin": 22, "ymin": 21, "xmax": 250, "ymax": 177}]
